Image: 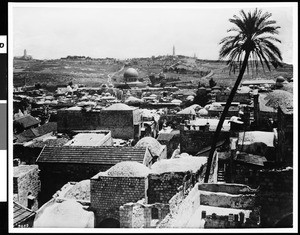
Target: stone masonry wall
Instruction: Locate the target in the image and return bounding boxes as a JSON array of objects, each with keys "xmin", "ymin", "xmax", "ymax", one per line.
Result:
[
  {"xmin": 257, "ymin": 168, "xmax": 293, "ymax": 227},
  {"xmin": 90, "ymin": 176, "xmax": 146, "ymax": 227},
  {"xmin": 147, "ymin": 172, "xmax": 185, "ymax": 204},
  {"xmin": 14, "ymin": 166, "xmax": 41, "ymax": 211}
]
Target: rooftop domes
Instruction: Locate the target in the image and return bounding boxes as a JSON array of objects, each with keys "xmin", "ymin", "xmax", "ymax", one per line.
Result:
[
  {"xmin": 276, "ymin": 76, "xmax": 286, "ymax": 82},
  {"xmin": 107, "ymin": 161, "xmax": 151, "ymax": 177},
  {"xmin": 124, "ymin": 68, "xmax": 139, "ymax": 81}
]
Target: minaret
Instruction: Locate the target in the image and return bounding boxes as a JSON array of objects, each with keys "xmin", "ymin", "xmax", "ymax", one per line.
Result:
[
  {"xmin": 24, "ymin": 49, "xmax": 27, "ymax": 57},
  {"xmin": 173, "ymin": 45, "xmax": 175, "ymax": 56}
]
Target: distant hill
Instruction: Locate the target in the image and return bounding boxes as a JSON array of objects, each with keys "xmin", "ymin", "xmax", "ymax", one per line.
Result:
[{"xmin": 13, "ymin": 56, "xmax": 293, "ymax": 88}]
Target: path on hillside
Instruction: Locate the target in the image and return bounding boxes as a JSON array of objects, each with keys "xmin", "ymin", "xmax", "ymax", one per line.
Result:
[{"xmin": 107, "ymin": 65, "xmax": 125, "ymax": 84}]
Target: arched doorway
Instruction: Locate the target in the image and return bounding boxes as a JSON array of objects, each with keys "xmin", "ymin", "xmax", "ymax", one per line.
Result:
[{"xmin": 98, "ymin": 218, "xmax": 120, "ymax": 228}]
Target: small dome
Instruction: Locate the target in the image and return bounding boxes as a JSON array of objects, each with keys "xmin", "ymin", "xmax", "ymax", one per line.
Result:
[
  {"xmin": 135, "ymin": 137, "xmax": 163, "ymax": 156},
  {"xmin": 103, "ymin": 103, "xmax": 135, "ymax": 111},
  {"xmin": 101, "ymin": 84, "xmax": 108, "ymax": 88},
  {"xmin": 276, "ymin": 76, "xmax": 285, "ymax": 82},
  {"xmin": 124, "ymin": 68, "xmax": 139, "ymax": 79},
  {"xmin": 108, "ymin": 83, "xmax": 114, "ymax": 88},
  {"xmin": 107, "ymin": 161, "xmax": 151, "ymax": 177}
]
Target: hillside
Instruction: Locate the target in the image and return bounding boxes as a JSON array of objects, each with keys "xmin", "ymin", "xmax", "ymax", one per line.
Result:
[{"xmin": 13, "ymin": 56, "xmax": 293, "ymax": 88}]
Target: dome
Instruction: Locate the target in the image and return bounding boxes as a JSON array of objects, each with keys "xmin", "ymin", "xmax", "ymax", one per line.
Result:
[
  {"xmin": 107, "ymin": 161, "xmax": 151, "ymax": 177},
  {"xmin": 103, "ymin": 103, "xmax": 135, "ymax": 111},
  {"xmin": 64, "ymin": 180, "xmax": 90, "ymax": 201},
  {"xmin": 124, "ymin": 68, "xmax": 139, "ymax": 79},
  {"xmin": 276, "ymin": 76, "xmax": 285, "ymax": 82},
  {"xmin": 34, "ymin": 200, "xmax": 94, "ymax": 228},
  {"xmin": 108, "ymin": 83, "xmax": 114, "ymax": 88},
  {"xmin": 135, "ymin": 137, "xmax": 164, "ymax": 156}
]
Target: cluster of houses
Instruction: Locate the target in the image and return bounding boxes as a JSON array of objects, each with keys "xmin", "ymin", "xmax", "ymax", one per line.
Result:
[{"xmin": 13, "ymin": 66, "xmax": 293, "ymax": 229}]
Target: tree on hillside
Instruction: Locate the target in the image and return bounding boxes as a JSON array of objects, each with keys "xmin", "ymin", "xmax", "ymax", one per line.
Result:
[
  {"xmin": 204, "ymin": 8, "xmax": 282, "ymax": 183},
  {"xmin": 209, "ymin": 78, "xmax": 217, "ymax": 88}
]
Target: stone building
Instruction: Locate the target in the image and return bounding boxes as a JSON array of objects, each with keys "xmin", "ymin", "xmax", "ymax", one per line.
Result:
[
  {"xmin": 277, "ymin": 105, "xmax": 293, "ymax": 165},
  {"xmin": 157, "ymin": 130, "xmax": 180, "ymax": 159},
  {"xmin": 179, "ymin": 121, "xmax": 230, "ymax": 155},
  {"xmin": 36, "ymin": 145, "xmax": 151, "ymax": 205},
  {"xmin": 13, "ymin": 164, "xmax": 41, "ymax": 211},
  {"xmin": 90, "ymin": 161, "xmax": 150, "ymax": 227},
  {"xmin": 253, "ymin": 93, "xmax": 277, "ymax": 130},
  {"xmin": 100, "ymin": 103, "xmax": 142, "ymax": 140},
  {"xmin": 124, "ymin": 68, "xmax": 139, "ymax": 83},
  {"xmin": 13, "ymin": 115, "xmax": 40, "ymax": 134},
  {"xmin": 57, "ymin": 103, "xmax": 142, "ymax": 140},
  {"xmin": 257, "ymin": 167, "xmax": 293, "ymax": 227}
]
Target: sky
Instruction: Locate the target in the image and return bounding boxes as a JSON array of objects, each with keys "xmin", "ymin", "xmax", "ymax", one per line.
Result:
[{"xmin": 10, "ymin": 3, "xmax": 296, "ymax": 63}]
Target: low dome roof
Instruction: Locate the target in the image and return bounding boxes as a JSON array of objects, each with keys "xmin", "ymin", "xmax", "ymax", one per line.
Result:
[
  {"xmin": 124, "ymin": 68, "xmax": 139, "ymax": 78},
  {"xmin": 135, "ymin": 137, "xmax": 163, "ymax": 156},
  {"xmin": 276, "ymin": 76, "xmax": 285, "ymax": 82},
  {"xmin": 107, "ymin": 161, "xmax": 151, "ymax": 177},
  {"xmin": 103, "ymin": 103, "xmax": 136, "ymax": 111}
]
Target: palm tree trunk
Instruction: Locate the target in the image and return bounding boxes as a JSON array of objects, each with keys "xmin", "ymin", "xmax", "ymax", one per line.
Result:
[{"xmin": 204, "ymin": 50, "xmax": 251, "ymax": 183}]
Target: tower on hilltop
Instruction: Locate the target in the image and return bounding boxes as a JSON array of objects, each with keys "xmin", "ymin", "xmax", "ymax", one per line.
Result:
[{"xmin": 173, "ymin": 45, "xmax": 175, "ymax": 56}]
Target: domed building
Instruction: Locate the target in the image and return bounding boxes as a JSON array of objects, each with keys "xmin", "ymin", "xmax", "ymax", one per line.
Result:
[
  {"xmin": 106, "ymin": 161, "xmax": 151, "ymax": 177},
  {"xmin": 124, "ymin": 68, "xmax": 139, "ymax": 83},
  {"xmin": 90, "ymin": 161, "xmax": 150, "ymax": 227}
]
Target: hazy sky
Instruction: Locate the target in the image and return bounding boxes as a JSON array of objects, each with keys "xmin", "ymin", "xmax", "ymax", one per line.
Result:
[{"xmin": 11, "ymin": 3, "xmax": 296, "ymax": 63}]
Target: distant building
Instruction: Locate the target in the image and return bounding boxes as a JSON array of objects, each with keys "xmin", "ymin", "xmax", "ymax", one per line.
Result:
[
  {"xmin": 13, "ymin": 115, "xmax": 40, "ymax": 134},
  {"xmin": 14, "ymin": 49, "xmax": 33, "ymax": 60},
  {"xmin": 124, "ymin": 68, "xmax": 139, "ymax": 83},
  {"xmin": 57, "ymin": 103, "xmax": 142, "ymax": 140}
]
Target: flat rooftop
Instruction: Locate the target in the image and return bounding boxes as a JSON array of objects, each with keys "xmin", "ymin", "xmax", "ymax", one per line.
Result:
[{"xmin": 65, "ymin": 133, "xmax": 108, "ymax": 146}]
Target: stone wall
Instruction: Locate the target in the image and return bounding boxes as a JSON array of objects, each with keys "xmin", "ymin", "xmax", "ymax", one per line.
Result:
[
  {"xmin": 180, "ymin": 129, "xmax": 229, "ymax": 155},
  {"xmin": 14, "ymin": 165, "xmax": 41, "ymax": 211},
  {"xmin": 257, "ymin": 168, "xmax": 293, "ymax": 227},
  {"xmin": 57, "ymin": 109, "xmax": 139, "ymax": 139},
  {"xmin": 232, "ymin": 162, "xmax": 263, "ymax": 189},
  {"xmin": 147, "ymin": 172, "xmax": 185, "ymax": 204},
  {"xmin": 119, "ymin": 202, "xmax": 169, "ymax": 228},
  {"xmin": 90, "ymin": 176, "xmax": 146, "ymax": 227}
]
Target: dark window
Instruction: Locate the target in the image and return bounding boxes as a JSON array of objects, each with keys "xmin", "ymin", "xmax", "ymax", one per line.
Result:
[
  {"xmin": 151, "ymin": 208, "xmax": 159, "ymax": 219},
  {"xmin": 27, "ymin": 193, "xmax": 34, "ymax": 209}
]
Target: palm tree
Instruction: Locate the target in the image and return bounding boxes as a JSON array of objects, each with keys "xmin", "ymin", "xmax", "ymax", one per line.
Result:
[{"xmin": 204, "ymin": 8, "xmax": 282, "ymax": 183}]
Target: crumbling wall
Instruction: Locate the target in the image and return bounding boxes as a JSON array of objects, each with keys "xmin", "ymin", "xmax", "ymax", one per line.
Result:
[
  {"xmin": 257, "ymin": 168, "xmax": 293, "ymax": 227},
  {"xmin": 90, "ymin": 176, "xmax": 146, "ymax": 227}
]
